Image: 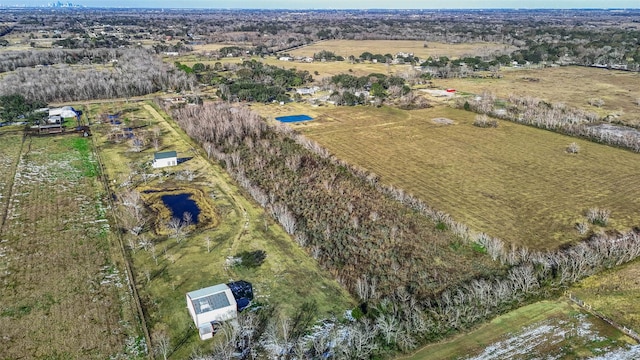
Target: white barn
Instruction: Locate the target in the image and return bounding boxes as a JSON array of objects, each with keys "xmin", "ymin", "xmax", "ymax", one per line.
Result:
[
  {"xmin": 49, "ymin": 106, "xmax": 78, "ymax": 119},
  {"xmin": 186, "ymin": 284, "xmax": 238, "ymax": 340},
  {"xmin": 152, "ymin": 151, "xmax": 178, "ymax": 168}
]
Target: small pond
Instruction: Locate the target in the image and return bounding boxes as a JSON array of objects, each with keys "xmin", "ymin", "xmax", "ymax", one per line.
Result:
[
  {"xmin": 161, "ymin": 193, "xmax": 201, "ymax": 224},
  {"xmin": 275, "ymin": 114, "xmax": 314, "ymax": 123}
]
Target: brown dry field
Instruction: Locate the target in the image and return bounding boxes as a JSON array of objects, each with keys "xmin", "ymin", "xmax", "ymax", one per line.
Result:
[
  {"xmin": 287, "ymin": 40, "xmax": 512, "ymax": 60},
  {"xmin": 253, "ymin": 103, "xmax": 640, "ymax": 250},
  {"xmin": 0, "ymin": 133, "xmax": 138, "ymax": 358},
  {"xmin": 432, "ymin": 66, "xmax": 640, "ymax": 126},
  {"xmin": 179, "ymin": 56, "xmax": 407, "ymax": 81}
]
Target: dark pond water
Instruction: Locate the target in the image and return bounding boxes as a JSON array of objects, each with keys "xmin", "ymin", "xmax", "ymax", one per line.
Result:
[{"xmin": 161, "ymin": 193, "xmax": 200, "ymax": 224}]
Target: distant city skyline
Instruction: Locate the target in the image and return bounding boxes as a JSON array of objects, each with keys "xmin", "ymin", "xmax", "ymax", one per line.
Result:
[{"xmin": 1, "ymin": 0, "xmax": 638, "ymax": 8}]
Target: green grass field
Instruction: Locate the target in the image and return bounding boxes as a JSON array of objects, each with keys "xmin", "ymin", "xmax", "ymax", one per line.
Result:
[
  {"xmin": 260, "ymin": 104, "xmax": 640, "ymax": 250},
  {"xmin": 87, "ymin": 101, "xmax": 354, "ymax": 358},
  {"xmin": 0, "ymin": 131, "xmax": 141, "ymax": 359},
  {"xmin": 405, "ymin": 300, "xmax": 635, "ymax": 360},
  {"xmin": 571, "ymin": 260, "xmax": 640, "ymax": 334}
]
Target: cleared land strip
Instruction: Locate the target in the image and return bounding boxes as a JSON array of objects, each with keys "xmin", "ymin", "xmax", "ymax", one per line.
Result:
[
  {"xmin": 0, "ymin": 134, "xmax": 139, "ymax": 359},
  {"xmin": 89, "ymin": 101, "xmax": 353, "ymax": 358},
  {"xmin": 90, "ymin": 131, "xmax": 152, "ymax": 357},
  {"xmin": 0, "ymin": 131, "xmax": 23, "ymax": 230}
]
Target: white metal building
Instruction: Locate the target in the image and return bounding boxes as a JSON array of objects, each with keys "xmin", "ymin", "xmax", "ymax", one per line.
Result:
[
  {"xmin": 186, "ymin": 284, "xmax": 238, "ymax": 340},
  {"xmin": 152, "ymin": 151, "xmax": 178, "ymax": 168}
]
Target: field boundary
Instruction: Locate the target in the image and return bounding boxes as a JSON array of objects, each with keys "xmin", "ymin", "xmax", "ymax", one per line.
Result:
[
  {"xmin": 566, "ymin": 291, "xmax": 640, "ymax": 343},
  {"xmin": 0, "ymin": 133, "xmax": 25, "ymax": 232},
  {"xmin": 87, "ymin": 110, "xmax": 153, "ymax": 358}
]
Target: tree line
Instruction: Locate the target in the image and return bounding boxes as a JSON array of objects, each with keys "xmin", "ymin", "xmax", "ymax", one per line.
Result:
[
  {"xmin": 0, "ymin": 49, "xmax": 196, "ymax": 103},
  {"xmin": 0, "ymin": 48, "xmax": 129, "ymax": 73},
  {"xmin": 460, "ymin": 93, "xmax": 640, "ymax": 152}
]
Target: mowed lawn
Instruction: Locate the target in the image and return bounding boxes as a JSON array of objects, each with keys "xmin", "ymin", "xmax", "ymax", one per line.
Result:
[
  {"xmin": 0, "ymin": 134, "xmax": 139, "ymax": 358},
  {"xmin": 433, "ymin": 66, "xmax": 640, "ymax": 126},
  {"xmin": 290, "ymin": 105, "xmax": 640, "ymax": 249}
]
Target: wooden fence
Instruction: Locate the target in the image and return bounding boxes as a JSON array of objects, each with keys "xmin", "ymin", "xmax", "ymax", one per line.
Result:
[{"xmin": 566, "ymin": 291, "xmax": 640, "ymax": 343}]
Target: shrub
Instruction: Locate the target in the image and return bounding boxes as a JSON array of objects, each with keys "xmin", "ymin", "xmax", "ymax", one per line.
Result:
[
  {"xmin": 575, "ymin": 221, "xmax": 589, "ymax": 235},
  {"xmin": 566, "ymin": 142, "xmax": 580, "ymax": 154},
  {"xmin": 586, "ymin": 208, "xmax": 611, "ymax": 226},
  {"xmin": 234, "ymin": 250, "xmax": 267, "ymax": 268},
  {"xmin": 473, "ymin": 114, "xmax": 498, "ymax": 128}
]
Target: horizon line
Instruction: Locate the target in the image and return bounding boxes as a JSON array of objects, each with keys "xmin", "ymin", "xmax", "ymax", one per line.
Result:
[{"xmin": 0, "ymin": 5, "xmax": 638, "ymax": 9}]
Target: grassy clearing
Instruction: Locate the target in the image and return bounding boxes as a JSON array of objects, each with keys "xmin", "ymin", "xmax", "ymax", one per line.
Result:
[
  {"xmin": 287, "ymin": 40, "xmax": 512, "ymax": 60},
  {"xmin": 571, "ymin": 260, "xmax": 640, "ymax": 334},
  {"xmin": 405, "ymin": 299, "xmax": 635, "ymax": 360},
  {"xmin": 257, "ymin": 104, "xmax": 640, "ymax": 250},
  {"xmin": 432, "ymin": 66, "xmax": 640, "ymax": 126},
  {"xmin": 88, "ymin": 101, "xmax": 354, "ymax": 358},
  {"xmin": 0, "ymin": 134, "xmax": 141, "ymax": 359}
]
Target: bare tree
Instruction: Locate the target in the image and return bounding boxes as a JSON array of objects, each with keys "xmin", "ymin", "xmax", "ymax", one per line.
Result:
[
  {"xmin": 588, "ymin": 98, "xmax": 605, "ymax": 108},
  {"xmin": 152, "ymin": 330, "xmax": 171, "ymax": 360},
  {"xmin": 183, "ymin": 211, "xmax": 193, "ymax": 227},
  {"xmin": 168, "ymin": 216, "xmax": 184, "ymax": 242},
  {"xmin": 587, "ymin": 208, "xmax": 611, "ymax": 226},
  {"xmin": 566, "ymin": 142, "xmax": 580, "ymax": 154}
]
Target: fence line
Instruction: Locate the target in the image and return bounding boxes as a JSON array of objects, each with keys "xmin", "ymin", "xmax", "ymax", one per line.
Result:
[
  {"xmin": 566, "ymin": 291, "xmax": 640, "ymax": 343},
  {"xmin": 87, "ymin": 108, "xmax": 153, "ymax": 358}
]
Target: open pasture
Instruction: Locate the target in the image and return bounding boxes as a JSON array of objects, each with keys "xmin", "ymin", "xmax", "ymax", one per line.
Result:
[
  {"xmin": 571, "ymin": 260, "xmax": 640, "ymax": 335},
  {"xmin": 0, "ymin": 133, "xmax": 140, "ymax": 358},
  {"xmin": 89, "ymin": 101, "xmax": 354, "ymax": 358},
  {"xmin": 433, "ymin": 66, "xmax": 640, "ymax": 126},
  {"xmin": 283, "ymin": 105, "xmax": 640, "ymax": 249},
  {"xmin": 287, "ymin": 40, "xmax": 512, "ymax": 61},
  {"xmin": 405, "ymin": 300, "xmax": 636, "ymax": 360}
]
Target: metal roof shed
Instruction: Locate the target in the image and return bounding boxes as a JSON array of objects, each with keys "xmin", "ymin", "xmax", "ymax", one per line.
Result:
[{"xmin": 186, "ymin": 284, "xmax": 238, "ymax": 340}]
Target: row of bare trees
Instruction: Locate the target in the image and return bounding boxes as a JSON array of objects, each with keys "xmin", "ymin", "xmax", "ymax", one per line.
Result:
[
  {"xmin": 0, "ymin": 49, "xmax": 195, "ymax": 103},
  {"xmin": 0, "ymin": 48, "xmax": 125, "ymax": 73},
  {"xmin": 461, "ymin": 92, "xmax": 640, "ymax": 152},
  {"xmin": 171, "ymin": 101, "xmax": 640, "ymax": 358}
]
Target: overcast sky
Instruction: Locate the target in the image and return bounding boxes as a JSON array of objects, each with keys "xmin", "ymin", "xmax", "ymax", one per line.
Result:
[{"xmin": 2, "ymin": 0, "xmax": 638, "ymax": 8}]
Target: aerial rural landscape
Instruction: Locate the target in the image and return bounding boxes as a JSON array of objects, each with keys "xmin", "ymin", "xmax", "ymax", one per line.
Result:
[{"xmin": 0, "ymin": 3, "xmax": 640, "ymax": 359}]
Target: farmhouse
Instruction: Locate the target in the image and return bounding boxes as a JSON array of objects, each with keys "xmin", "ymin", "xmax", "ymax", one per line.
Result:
[
  {"xmin": 186, "ymin": 284, "xmax": 238, "ymax": 340},
  {"xmin": 49, "ymin": 106, "xmax": 78, "ymax": 119},
  {"xmin": 152, "ymin": 150, "xmax": 178, "ymax": 168}
]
